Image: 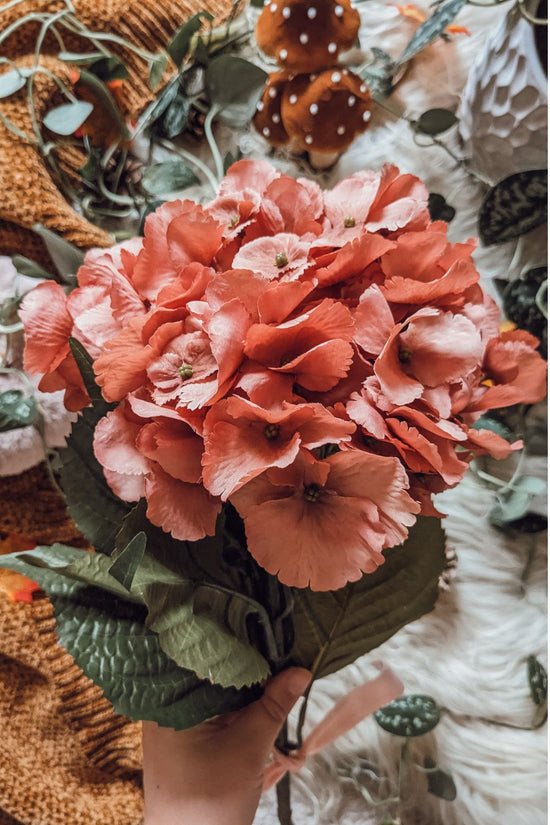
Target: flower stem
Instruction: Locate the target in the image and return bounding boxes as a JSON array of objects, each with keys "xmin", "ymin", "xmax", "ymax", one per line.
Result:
[{"xmin": 275, "ymin": 722, "xmax": 294, "ymax": 825}]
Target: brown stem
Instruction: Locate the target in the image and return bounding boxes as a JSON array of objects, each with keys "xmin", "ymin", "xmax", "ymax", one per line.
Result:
[{"xmin": 275, "ymin": 721, "xmax": 294, "ymax": 825}]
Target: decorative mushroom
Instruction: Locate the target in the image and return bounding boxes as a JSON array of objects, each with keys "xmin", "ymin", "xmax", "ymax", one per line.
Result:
[
  {"xmin": 253, "ymin": 0, "xmax": 373, "ymax": 167},
  {"xmin": 256, "ymin": 0, "xmax": 361, "ymax": 73},
  {"xmin": 281, "ymin": 69, "xmax": 372, "ymax": 167}
]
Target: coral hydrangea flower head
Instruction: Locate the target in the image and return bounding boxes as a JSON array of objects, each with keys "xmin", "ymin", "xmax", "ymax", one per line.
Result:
[{"xmin": 20, "ymin": 159, "xmax": 547, "ymax": 591}]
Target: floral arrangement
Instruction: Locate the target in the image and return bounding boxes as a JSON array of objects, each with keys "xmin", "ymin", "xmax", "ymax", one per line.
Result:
[{"xmin": 4, "ymin": 158, "xmax": 544, "ymax": 705}]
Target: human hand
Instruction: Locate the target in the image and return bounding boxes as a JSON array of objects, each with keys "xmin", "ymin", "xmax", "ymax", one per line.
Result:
[{"xmin": 142, "ymin": 668, "xmax": 311, "ymax": 825}]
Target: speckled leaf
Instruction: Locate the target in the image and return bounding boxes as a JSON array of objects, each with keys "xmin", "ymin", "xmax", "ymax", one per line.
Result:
[
  {"xmin": 416, "ymin": 109, "xmax": 458, "ymax": 136},
  {"xmin": 479, "ymin": 170, "xmax": 548, "ymax": 245},
  {"xmin": 375, "ymin": 694, "xmax": 441, "ymax": 737},
  {"xmin": 398, "ymin": 0, "xmax": 467, "ymax": 63},
  {"xmin": 206, "ymin": 55, "xmax": 267, "ymax": 127},
  {"xmin": 11, "ymin": 254, "xmax": 55, "ymax": 280},
  {"xmin": 290, "ymin": 517, "xmax": 445, "ymax": 677},
  {"xmin": 32, "ymin": 224, "xmax": 84, "ymax": 282}
]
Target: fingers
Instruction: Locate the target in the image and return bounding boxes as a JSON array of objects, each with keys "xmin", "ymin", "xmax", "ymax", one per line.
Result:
[{"xmin": 240, "ymin": 668, "xmax": 311, "ymax": 745}]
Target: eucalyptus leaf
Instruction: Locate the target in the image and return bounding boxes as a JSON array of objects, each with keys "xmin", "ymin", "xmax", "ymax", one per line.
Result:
[
  {"xmin": 149, "ymin": 53, "xmax": 168, "ymax": 90},
  {"xmin": 0, "ymin": 552, "xmax": 260, "ymax": 728},
  {"xmin": 135, "ymin": 77, "xmax": 179, "ymax": 133},
  {"xmin": 424, "ymin": 757, "xmax": 457, "ymax": 800},
  {"xmin": 0, "ymin": 389, "xmax": 38, "ymax": 432},
  {"xmin": 527, "ymin": 656, "xmax": 548, "ymax": 705},
  {"xmin": 158, "ymin": 90, "xmax": 191, "ymax": 138},
  {"xmin": 0, "ymin": 68, "xmax": 29, "ymax": 98},
  {"xmin": 415, "ymin": 108, "xmax": 458, "ymax": 136},
  {"xmin": 398, "ymin": 0, "xmax": 467, "ymax": 63},
  {"xmin": 479, "ymin": 170, "xmax": 548, "ymax": 246},
  {"xmin": 491, "ymin": 477, "xmax": 547, "ymax": 526},
  {"xmin": 291, "ymin": 517, "xmax": 445, "ymax": 676},
  {"xmin": 168, "ymin": 11, "xmax": 213, "ymax": 68},
  {"xmin": 79, "ymin": 149, "xmax": 102, "ymax": 182},
  {"xmin": 32, "ymin": 224, "xmax": 84, "ymax": 282},
  {"xmin": 11, "ymin": 254, "xmax": 56, "ymax": 281},
  {"xmin": 141, "ymin": 160, "xmax": 200, "ymax": 195},
  {"xmin": 43, "ymin": 101, "xmax": 94, "ymax": 136},
  {"xmin": 471, "ymin": 415, "xmax": 515, "ymax": 442},
  {"xmin": 374, "ymin": 694, "xmax": 441, "ymax": 737},
  {"xmin": 87, "ymin": 56, "xmax": 129, "ymax": 82},
  {"xmin": 206, "ymin": 55, "xmax": 268, "ymax": 127}
]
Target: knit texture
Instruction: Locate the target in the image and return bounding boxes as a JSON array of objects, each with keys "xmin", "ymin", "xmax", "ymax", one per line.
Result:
[{"xmin": 0, "ymin": 0, "xmax": 241, "ymax": 258}]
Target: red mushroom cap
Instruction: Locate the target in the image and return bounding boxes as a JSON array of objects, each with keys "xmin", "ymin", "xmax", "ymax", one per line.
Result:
[
  {"xmin": 281, "ymin": 69, "xmax": 372, "ymax": 155},
  {"xmin": 253, "ymin": 71, "xmax": 291, "ymax": 146},
  {"xmin": 256, "ymin": 0, "xmax": 361, "ymax": 73}
]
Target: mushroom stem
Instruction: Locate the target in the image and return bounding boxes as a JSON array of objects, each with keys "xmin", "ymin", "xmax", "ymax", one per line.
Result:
[{"xmin": 308, "ymin": 150, "xmax": 340, "ymax": 169}]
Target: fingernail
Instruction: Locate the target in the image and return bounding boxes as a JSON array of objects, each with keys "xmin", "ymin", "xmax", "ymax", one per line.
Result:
[{"xmin": 286, "ymin": 668, "xmax": 311, "ymax": 697}]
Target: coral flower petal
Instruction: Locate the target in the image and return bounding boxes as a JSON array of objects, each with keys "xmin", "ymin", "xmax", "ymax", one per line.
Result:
[
  {"xmin": 145, "ymin": 467, "xmax": 220, "ymax": 541},
  {"xmin": 20, "ymin": 282, "xmax": 72, "ymax": 374}
]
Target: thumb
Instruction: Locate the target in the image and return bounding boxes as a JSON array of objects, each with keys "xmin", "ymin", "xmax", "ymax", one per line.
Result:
[{"xmin": 241, "ymin": 668, "xmax": 311, "ymax": 745}]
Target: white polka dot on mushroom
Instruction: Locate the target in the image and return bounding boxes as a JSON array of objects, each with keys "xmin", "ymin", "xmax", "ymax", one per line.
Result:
[
  {"xmin": 257, "ymin": 101, "xmax": 264, "ymax": 111},
  {"xmin": 305, "ymin": 135, "xmax": 313, "ymax": 144},
  {"xmin": 360, "ymin": 84, "xmax": 367, "ymax": 94},
  {"xmin": 337, "ymin": 125, "xmax": 346, "ymax": 135},
  {"xmin": 263, "ymin": 127, "xmax": 270, "ymax": 136},
  {"xmin": 348, "ymin": 95, "xmax": 356, "ymax": 106},
  {"xmin": 282, "ymin": 6, "xmax": 290, "ymax": 17},
  {"xmin": 335, "ymin": 5, "xmax": 344, "ymax": 15},
  {"xmin": 269, "ymin": 87, "xmax": 277, "ymax": 98},
  {"xmin": 309, "ymin": 103, "xmax": 318, "ymax": 115},
  {"xmin": 307, "ymin": 6, "xmax": 317, "ymax": 19},
  {"xmin": 270, "ymin": 2, "xmax": 277, "ymax": 10},
  {"xmin": 289, "ymin": 94, "xmax": 297, "ymax": 104},
  {"xmin": 299, "ymin": 33, "xmax": 309, "ymax": 44},
  {"xmin": 362, "ymin": 110, "xmax": 371, "ymax": 121},
  {"xmin": 279, "ymin": 48, "xmax": 288, "ymax": 60},
  {"xmin": 272, "ymin": 113, "xmax": 280, "ymax": 123},
  {"xmin": 328, "ymin": 42, "xmax": 337, "ymax": 53},
  {"xmin": 331, "ymin": 72, "xmax": 341, "ymax": 82}
]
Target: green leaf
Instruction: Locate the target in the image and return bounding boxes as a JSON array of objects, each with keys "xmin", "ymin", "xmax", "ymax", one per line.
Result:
[
  {"xmin": 32, "ymin": 224, "xmax": 84, "ymax": 282},
  {"xmin": 504, "ymin": 513, "xmax": 548, "ymax": 533},
  {"xmin": 479, "ymin": 170, "xmax": 548, "ymax": 246},
  {"xmin": 135, "ymin": 77, "xmax": 179, "ymax": 134},
  {"xmin": 427, "ymin": 193, "xmax": 456, "ymax": 223},
  {"xmin": 0, "ymin": 544, "xmax": 139, "ymax": 601},
  {"xmin": 157, "ymin": 90, "xmax": 191, "ymax": 139},
  {"xmin": 0, "ymin": 550, "xmax": 259, "ymax": 728},
  {"xmin": 115, "ymin": 502, "xmax": 293, "ymax": 688},
  {"xmin": 138, "ymin": 200, "xmax": 165, "ymax": 236},
  {"xmin": 415, "ymin": 108, "xmax": 458, "ymax": 136},
  {"xmin": 68, "ymin": 337, "xmax": 105, "ymax": 406},
  {"xmin": 0, "ymin": 68, "xmax": 30, "ymax": 98},
  {"xmin": 79, "ymin": 148, "xmax": 102, "ymax": 182},
  {"xmin": 424, "ymin": 757, "xmax": 457, "ymax": 800},
  {"xmin": 59, "ymin": 347, "xmax": 129, "ymax": 554},
  {"xmin": 374, "ymin": 694, "xmax": 441, "ymax": 737},
  {"xmin": 11, "ymin": 254, "xmax": 56, "ymax": 281},
  {"xmin": 43, "ymin": 101, "xmax": 94, "ymax": 135},
  {"xmin": 167, "ymin": 11, "xmax": 213, "ymax": 68},
  {"xmin": 109, "ymin": 532, "xmax": 147, "ymax": 589},
  {"xmin": 0, "ymin": 389, "xmax": 38, "ymax": 432},
  {"xmin": 290, "ymin": 517, "xmax": 445, "ymax": 677},
  {"xmin": 398, "ymin": 0, "xmax": 467, "ymax": 63},
  {"xmin": 206, "ymin": 55, "xmax": 268, "ymax": 127},
  {"xmin": 490, "ymin": 477, "xmax": 547, "ymax": 526},
  {"xmin": 141, "ymin": 160, "xmax": 200, "ymax": 196},
  {"xmin": 87, "ymin": 56, "xmax": 129, "ymax": 82},
  {"xmin": 527, "ymin": 656, "xmax": 548, "ymax": 705},
  {"xmin": 149, "ymin": 53, "xmax": 168, "ymax": 90}
]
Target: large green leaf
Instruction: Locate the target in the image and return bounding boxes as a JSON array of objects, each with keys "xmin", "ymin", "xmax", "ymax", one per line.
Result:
[
  {"xmin": 141, "ymin": 160, "xmax": 199, "ymax": 196},
  {"xmin": 167, "ymin": 11, "xmax": 213, "ymax": 68},
  {"xmin": 112, "ymin": 503, "xmax": 292, "ymax": 688},
  {"xmin": 32, "ymin": 224, "xmax": 84, "ymax": 283},
  {"xmin": 479, "ymin": 170, "xmax": 548, "ymax": 245},
  {"xmin": 60, "ymin": 343, "xmax": 129, "ymax": 554},
  {"xmin": 0, "ymin": 550, "xmax": 259, "ymax": 728},
  {"xmin": 290, "ymin": 517, "xmax": 445, "ymax": 676}
]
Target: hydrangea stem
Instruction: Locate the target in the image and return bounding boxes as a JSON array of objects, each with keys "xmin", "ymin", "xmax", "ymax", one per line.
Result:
[{"xmin": 276, "ymin": 722, "xmax": 294, "ymax": 825}]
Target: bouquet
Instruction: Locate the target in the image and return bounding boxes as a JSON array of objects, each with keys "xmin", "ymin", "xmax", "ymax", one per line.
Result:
[{"xmin": 2, "ymin": 160, "xmax": 546, "ymax": 771}]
